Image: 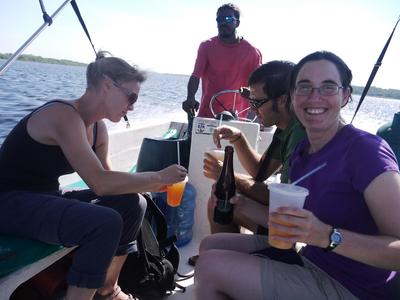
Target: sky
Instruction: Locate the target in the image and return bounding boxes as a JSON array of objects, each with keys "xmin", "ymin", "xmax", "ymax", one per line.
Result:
[{"xmin": 1, "ymin": 0, "xmax": 400, "ymax": 89}]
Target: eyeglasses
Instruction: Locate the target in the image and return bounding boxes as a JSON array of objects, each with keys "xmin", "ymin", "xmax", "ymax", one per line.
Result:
[
  {"xmin": 104, "ymin": 75, "xmax": 138, "ymax": 105},
  {"xmin": 216, "ymin": 16, "xmax": 237, "ymax": 24},
  {"xmin": 248, "ymin": 97, "xmax": 271, "ymax": 110},
  {"xmin": 295, "ymin": 83, "xmax": 344, "ymax": 96}
]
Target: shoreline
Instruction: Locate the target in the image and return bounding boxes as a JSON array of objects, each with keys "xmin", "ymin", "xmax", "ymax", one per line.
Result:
[{"xmin": 1, "ymin": 56, "xmax": 399, "ymax": 100}]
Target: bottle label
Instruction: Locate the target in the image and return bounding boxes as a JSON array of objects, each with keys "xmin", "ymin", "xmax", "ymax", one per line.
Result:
[{"xmin": 216, "ymin": 193, "xmax": 232, "ymax": 213}]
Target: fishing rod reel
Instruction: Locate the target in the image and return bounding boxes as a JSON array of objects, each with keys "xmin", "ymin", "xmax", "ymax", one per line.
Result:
[{"xmin": 209, "ymin": 87, "xmax": 256, "ymax": 122}]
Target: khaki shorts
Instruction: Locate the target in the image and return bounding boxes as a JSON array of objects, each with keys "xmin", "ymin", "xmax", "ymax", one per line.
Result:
[{"xmin": 254, "ymin": 235, "xmax": 359, "ymax": 300}]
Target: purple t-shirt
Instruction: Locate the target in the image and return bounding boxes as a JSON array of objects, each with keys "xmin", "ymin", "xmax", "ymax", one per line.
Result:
[{"xmin": 289, "ymin": 125, "xmax": 398, "ymax": 300}]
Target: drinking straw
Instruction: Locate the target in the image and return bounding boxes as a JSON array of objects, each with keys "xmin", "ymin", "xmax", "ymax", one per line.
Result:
[
  {"xmin": 219, "ymin": 114, "xmax": 223, "ymax": 127},
  {"xmin": 177, "ymin": 141, "xmax": 181, "ymax": 166},
  {"xmin": 292, "ymin": 162, "xmax": 327, "ymax": 185}
]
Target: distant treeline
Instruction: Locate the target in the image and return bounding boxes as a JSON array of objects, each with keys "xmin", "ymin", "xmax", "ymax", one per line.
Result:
[
  {"xmin": 0, "ymin": 53, "xmax": 86, "ymax": 67},
  {"xmin": 1, "ymin": 53, "xmax": 400, "ymax": 100},
  {"xmin": 352, "ymin": 86, "xmax": 400, "ymax": 100}
]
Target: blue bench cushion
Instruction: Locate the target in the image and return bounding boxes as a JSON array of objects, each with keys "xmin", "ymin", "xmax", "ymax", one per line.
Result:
[{"xmin": 0, "ymin": 236, "xmax": 62, "ymax": 277}]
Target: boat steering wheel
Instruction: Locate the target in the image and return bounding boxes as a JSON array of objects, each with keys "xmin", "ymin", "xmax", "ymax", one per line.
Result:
[{"xmin": 209, "ymin": 88, "xmax": 256, "ymax": 123}]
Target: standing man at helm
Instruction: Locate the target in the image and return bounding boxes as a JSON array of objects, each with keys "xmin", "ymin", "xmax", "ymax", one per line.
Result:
[{"xmin": 182, "ymin": 3, "xmax": 262, "ymax": 119}]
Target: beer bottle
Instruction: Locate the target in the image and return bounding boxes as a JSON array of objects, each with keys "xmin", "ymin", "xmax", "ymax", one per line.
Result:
[{"xmin": 213, "ymin": 146, "xmax": 236, "ymax": 224}]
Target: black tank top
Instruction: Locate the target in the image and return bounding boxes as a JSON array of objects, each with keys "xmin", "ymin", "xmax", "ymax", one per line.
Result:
[{"xmin": 0, "ymin": 101, "xmax": 97, "ymax": 193}]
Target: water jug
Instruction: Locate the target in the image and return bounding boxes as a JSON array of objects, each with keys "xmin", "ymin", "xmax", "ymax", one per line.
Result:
[{"xmin": 152, "ymin": 182, "xmax": 196, "ymax": 247}]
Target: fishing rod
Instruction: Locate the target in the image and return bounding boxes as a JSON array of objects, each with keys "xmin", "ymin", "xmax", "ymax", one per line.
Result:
[
  {"xmin": 0, "ymin": 0, "xmax": 73, "ymax": 75},
  {"xmin": 351, "ymin": 15, "xmax": 400, "ymax": 123}
]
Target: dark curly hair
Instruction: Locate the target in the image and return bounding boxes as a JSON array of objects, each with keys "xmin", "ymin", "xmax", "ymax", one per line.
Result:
[
  {"xmin": 217, "ymin": 3, "xmax": 240, "ymax": 19},
  {"xmin": 248, "ymin": 61, "xmax": 295, "ymax": 112}
]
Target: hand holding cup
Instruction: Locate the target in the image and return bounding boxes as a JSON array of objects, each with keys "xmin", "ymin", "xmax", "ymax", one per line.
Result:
[
  {"xmin": 203, "ymin": 148, "xmax": 224, "ymax": 180},
  {"xmin": 267, "ymin": 183, "xmax": 309, "ymax": 249}
]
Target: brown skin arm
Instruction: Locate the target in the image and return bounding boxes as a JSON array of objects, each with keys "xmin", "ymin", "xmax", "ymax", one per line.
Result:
[
  {"xmin": 235, "ymin": 174, "xmax": 268, "ymax": 205},
  {"xmin": 204, "ymin": 150, "xmax": 282, "ymax": 205},
  {"xmin": 182, "ymin": 75, "xmax": 200, "ymax": 117}
]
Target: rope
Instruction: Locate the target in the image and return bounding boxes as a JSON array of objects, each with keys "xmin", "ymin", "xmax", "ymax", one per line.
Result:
[
  {"xmin": 70, "ymin": 0, "xmax": 97, "ymax": 56},
  {"xmin": 38, "ymin": 0, "xmax": 53, "ymax": 25}
]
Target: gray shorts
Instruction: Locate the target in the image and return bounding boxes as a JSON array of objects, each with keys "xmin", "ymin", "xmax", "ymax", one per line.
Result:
[{"xmin": 254, "ymin": 235, "xmax": 359, "ymax": 300}]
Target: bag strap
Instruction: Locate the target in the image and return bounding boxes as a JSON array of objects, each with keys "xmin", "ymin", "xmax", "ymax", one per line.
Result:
[
  {"xmin": 176, "ymin": 272, "xmax": 194, "ymax": 280},
  {"xmin": 70, "ymin": 0, "xmax": 97, "ymax": 56},
  {"xmin": 174, "ymin": 282, "xmax": 186, "ymax": 293},
  {"xmin": 137, "ymin": 229, "xmax": 152, "ymax": 279},
  {"xmin": 139, "ymin": 193, "xmax": 183, "ymax": 277},
  {"xmin": 141, "ymin": 193, "xmax": 179, "ymax": 250},
  {"xmin": 141, "ymin": 193, "xmax": 168, "ymax": 242}
]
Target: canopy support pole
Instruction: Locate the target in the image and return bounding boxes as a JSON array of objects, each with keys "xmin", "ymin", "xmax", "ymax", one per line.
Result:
[{"xmin": 0, "ymin": 0, "xmax": 72, "ymax": 75}]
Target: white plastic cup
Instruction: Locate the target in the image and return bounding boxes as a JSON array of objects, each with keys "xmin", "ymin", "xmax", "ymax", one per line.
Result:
[
  {"xmin": 268, "ymin": 183, "xmax": 309, "ymax": 249},
  {"xmin": 205, "ymin": 147, "xmax": 225, "ymax": 161}
]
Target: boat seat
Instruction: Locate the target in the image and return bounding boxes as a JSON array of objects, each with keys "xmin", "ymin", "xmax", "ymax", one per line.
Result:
[
  {"xmin": 0, "ymin": 236, "xmax": 74, "ymax": 300},
  {"xmin": 0, "ymin": 183, "xmax": 81, "ymax": 299},
  {"xmin": 0, "ymin": 236, "xmax": 62, "ymax": 278}
]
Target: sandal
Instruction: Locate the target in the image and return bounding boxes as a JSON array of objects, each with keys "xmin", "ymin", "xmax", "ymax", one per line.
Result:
[
  {"xmin": 188, "ymin": 254, "xmax": 199, "ymax": 266},
  {"xmin": 94, "ymin": 285, "xmax": 136, "ymax": 300}
]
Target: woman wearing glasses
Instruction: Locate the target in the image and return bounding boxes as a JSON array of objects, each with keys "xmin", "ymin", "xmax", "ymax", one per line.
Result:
[
  {"xmin": 0, "ymin": 51, "xmax": 187, "ymax": 300},
  {"xmin": 195, "ymin": 51, "xmax": 400, "ymax": 299}
]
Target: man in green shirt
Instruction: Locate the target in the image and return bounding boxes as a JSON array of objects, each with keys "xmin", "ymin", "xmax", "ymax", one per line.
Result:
[
  {"xmin": 204, "ymin": 61, "xmax": 306, "ymax": 234},
  {"xmin": 188, "ymin": 61, "xmax": 305, "ymax": 266}
]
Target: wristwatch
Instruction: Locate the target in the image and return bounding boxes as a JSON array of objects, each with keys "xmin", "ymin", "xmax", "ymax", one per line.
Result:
[{"xmin": 325, "ymin": 228, "xmax": 343, "ymax": 252}]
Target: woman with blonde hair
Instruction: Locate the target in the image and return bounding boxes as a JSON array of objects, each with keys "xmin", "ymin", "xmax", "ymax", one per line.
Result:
[{"xmin": 0, "ymin": 51, "xmax": 187, "ymax": 300}]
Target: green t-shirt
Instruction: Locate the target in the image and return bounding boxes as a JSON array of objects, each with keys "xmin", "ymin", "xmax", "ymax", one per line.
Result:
[{"xmin": 257, "ymin": 118, "xmax": 306, "ymax": 183}]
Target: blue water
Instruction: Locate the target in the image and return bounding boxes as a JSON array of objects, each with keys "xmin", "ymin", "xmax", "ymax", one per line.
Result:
[
  {"xmin": 0, "ymin": 59, "xmax": 399, "ymax": 145},
  {"xmin": 0, "ymin": 59, "xmax": 189, "ymax": 144}
]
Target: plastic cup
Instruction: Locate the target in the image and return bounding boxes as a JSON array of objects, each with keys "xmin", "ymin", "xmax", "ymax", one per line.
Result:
[
  {"xmin": 267, "ymin": 183, "xmax": 309, "ymax": 249},
  {"xmin": 167, "ymin": 176, "xmax": 188, "ymax": 207},
  {"xmin": 205, "ymin": 147, "xmax": 225, "ymax": 161}
]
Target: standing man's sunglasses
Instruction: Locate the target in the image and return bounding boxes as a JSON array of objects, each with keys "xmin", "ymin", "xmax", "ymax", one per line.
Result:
[{"xmin": 216, "ymin": 16, "xmax": 237, "ymax": 24}]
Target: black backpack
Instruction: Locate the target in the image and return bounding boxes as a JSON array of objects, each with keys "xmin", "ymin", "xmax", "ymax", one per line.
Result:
[{"xmin": 119, "ymin": 193, "xmax": 192, "ymax": 299}]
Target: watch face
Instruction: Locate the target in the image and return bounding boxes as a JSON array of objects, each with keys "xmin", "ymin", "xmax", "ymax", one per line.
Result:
[
  {"xmin": 332, "ymin": 232, "xmax": 342, "ymax": 243},
  {"xmin": 330, "ymin": 229, "xmax": 343, "ymax": 246}
]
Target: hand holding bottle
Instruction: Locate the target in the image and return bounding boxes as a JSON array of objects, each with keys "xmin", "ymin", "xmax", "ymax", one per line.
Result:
[
  {"xmin": 213, "ymin": 146, "xmax": 236, "ymax": 224},
  {"xmin": 212, "ymin": 125, "xmax": 243, "ymax": 148}
]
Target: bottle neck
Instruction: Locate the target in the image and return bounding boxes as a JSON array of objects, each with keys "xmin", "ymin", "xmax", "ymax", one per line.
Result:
[{"xmin": 221, "ymin": 148, "xmax": 234, "ymax": 177}]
